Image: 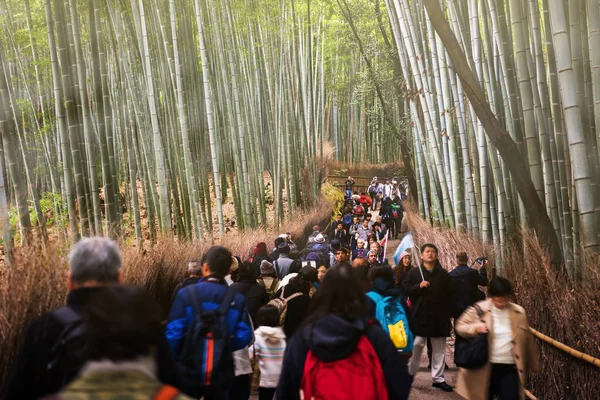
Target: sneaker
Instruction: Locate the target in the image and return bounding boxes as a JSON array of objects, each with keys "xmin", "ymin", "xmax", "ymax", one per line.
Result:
[{"xmin": 432, "ymin": 382, "xmax": 453, "ymax": 392}]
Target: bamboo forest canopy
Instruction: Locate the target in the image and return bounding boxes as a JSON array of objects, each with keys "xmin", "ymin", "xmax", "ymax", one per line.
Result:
[
  {"xmin": 0, "ymin": 0, "xmax": 407, "ymax": 260},
  {"xmin": 1, "ymin": 0, "xmax": 599, "ymax": 279}
]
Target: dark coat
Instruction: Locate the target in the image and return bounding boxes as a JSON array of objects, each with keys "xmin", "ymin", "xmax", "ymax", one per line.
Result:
[
  {"xmin": 332, "ymin": 228, "xmax": 348, "ymax": 245},
  {"xmin": 275, "ymin": 315, "xmax": 411, "ymax": 400},
  {"xmin": 448, "ymin": 265, "xmax": 488, "ymax": 318},
  {"xmin": 403, "ymin": 263, "xmax": 454, "ymax": 337},
  {"xmin": 5, "ymin": 287, "xmax": 179, "ymax": 400},
  {"xmin": 171, "ymin": 276, "xmax": 202, "ymax": 304},
  {"xmin": 279, "ymin": 285, "xmax": 311, "ymax": 339},
  {"xmin": 230, "ymin": 279, "xmax": 270, "ymax": 325}
]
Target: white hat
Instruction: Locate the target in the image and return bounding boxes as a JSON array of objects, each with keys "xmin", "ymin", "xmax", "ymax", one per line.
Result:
[{"xmin": 315, "ymin": 234, "xmax": 326, "ymax": 244}]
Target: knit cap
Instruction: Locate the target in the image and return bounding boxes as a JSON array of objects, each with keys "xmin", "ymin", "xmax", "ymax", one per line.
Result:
[{"xmin": 260, "ymin": 260, "xmax": 275, "ymax": 275}]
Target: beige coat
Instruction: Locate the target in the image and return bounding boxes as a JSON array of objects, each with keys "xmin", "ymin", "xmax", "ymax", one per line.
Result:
[{"xmin": 455, "ymin": 299, "xmax": 540, "ymax": 400}]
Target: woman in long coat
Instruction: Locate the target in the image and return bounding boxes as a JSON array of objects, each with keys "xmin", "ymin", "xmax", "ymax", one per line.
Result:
[{"xmin": 455, "ymin": 277, "xmax": 539, "ymax": 400}]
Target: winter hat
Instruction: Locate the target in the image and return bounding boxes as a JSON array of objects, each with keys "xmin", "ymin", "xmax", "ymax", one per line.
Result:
[
  {"xmin": 399, "ymin": 251, "xmax": 411, "ymax": 261},
  {"xmin": 279, "ymin": 233, "xmax": 289, "ymax": 240},
  {"xmin": 277, "ymin": 242, "xmax": 290, "ymax": 254},
  {"xmin": 254, "ymin": 242, "xmax": 268, "ymax": 256},
  {"xmin": 330, "ymin": 239, "xmax": 341, "ymax": 251},
  {"xmin": 260, "ymin": 260, "xmax": 275, "ymax": 275},
  {"xmin": 315, "ymin": 234, "xmax": 326, "ymax": 244},
  {"xmin": 299, "ymin": 265, "xmax": 318, "ymax": 282}
]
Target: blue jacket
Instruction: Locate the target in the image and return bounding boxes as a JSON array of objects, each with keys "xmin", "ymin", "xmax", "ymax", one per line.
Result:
[{"xmin": 166, "ymin": 278, "xmax": 253, "ymax": 361}]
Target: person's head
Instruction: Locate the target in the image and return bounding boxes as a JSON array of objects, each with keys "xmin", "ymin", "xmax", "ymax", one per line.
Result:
[
  {"xmin": 352, "ymin": 256, "xmax": 368, "ymax": 269},
  {"xmin": 386, "ymin": 180, "xmax": 390, "ymax": 184},
  {"xmin": 357, "ymin": 239, "xmax": 365, "ymax": 249},
  {"xmin": 368, "ymin": 265, "xmax": 394, "ymax": 286},
  {"xmin": 289, "ymin": 259, "xmax": 303, "ymax": 274},
  {"xmin": 277, "ymin": 242, "xmax": 291, "ymax": 254},
  {"xmin": 289, "ymin": 250, "xmax": 302, "ymax": 260},
  {"xmin": 307, "ymin": 263, "xmax": 366, "ymax": 323},
  {"xmin": 336, "ymin": 247, "xmax": 351, "ymax": 262},
  {"xmin": 456, "ymin": 252, "xmax": 468, "ymax": 265},
  {"xmin": 238, "ymin": 261, "xmax": 256, "ymax": 281},
  {"xmin": 313, "ymin": 224, "xmax": 321, "ymax": 232},
  {"xmin": 348, "ymin": 176, "xmax": 352, "ymax": 180},
  {"xmin": 372, "ymin": 222, "xmax": 381, "ymax": 230},
  {"xmin": 299, "ymin": 265, "xmax": 319, "ymax": 284},
  {"xmin": 488, "ymin": 276, "xmax": 514, "ymax": 309},
  {"xmin": 353, "ymin": 216, "xmax": 359, "ymax": 224},
  {"xmin": 376, "ymin": 216, "xmax": 383, "ymax": 223},
  {"xmin": 260, "ymin": 260, "xmax": 276, "ymax": 277},
  {"xmin": 420, "ymin": 243, "xmax": 439, "ymax": 265},
  {"xmin": 317, "ymin": 264, "xmax": 328, "ymax": 283},
  {"xmin": 400, "ymin": 251, "xmax": 411, "ymax": 267},
  {"xmin": 85, "ymin": 286, "xmax": 162, "ymax": 362},
  {"xmin": 368, "ymin": 234, "xmax": 376, "ymax": 245},
  {"xmin": 336, "ymin": 223, "xmax": 344, "ymax": 231},
  {"xmin": 187, "ymin": 259, "xmax": 203, "ymax": 277},
  {"xmin": 68, "ymin": 237, "xmax": 123, "ymax": 290},
  {"xmin": 370, "ymin": 242, "xmax": 380, "ymax": 252},
  {"xmin": 200, "ymin": 246, "xmax": 234, "ymax": 279},
  {"xmin": 367, "ymin": 250, "xmax": 378, "ymax": 264},
  {"xmin": 257, "ymin": 305, "xmax": 280, "ymax": 328},
  {"xmin": 274, "ymin": 237, "xmax": 285, "ymax": 248},
  {"xmin": 254, "ymin": 242, "xmax": 268, "ymax": 257},
  {"xmin": 336, "ymin": 214, "xmax": 342, "ymax": 221},
  {"xmin": 372, "ymin": 176, "xmax": 378, "ymax": 182},
  {"xmin": 362, "ymin": 219, "xmax": 369, "ymax": 228},
  {"xmin": 366, "ymin": 213, "xmax": 372, "ymax": 220}
]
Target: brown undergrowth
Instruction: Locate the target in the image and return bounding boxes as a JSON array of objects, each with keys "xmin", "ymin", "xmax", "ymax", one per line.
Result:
[
  {"xmin": 0, "ymin": 199, "xmax": 332, "ymax": 394},
  {"xmin": 404, "ymin": 206, "xmax": 600, "ymax": 399}
]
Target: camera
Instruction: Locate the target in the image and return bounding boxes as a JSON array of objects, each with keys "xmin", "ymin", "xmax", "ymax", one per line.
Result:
[{"xmin": 476, "ymin": 257, "xmax": 488, "ymax": 264}]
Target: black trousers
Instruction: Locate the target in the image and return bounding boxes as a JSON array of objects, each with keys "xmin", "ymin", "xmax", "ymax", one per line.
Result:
[
  {"xmin": 259, "ymin": 387, "xmax": 276, "ymax": 400},
  {"xmin": 228, "ymin": 374, "xmax": 251, "ymax": 400},
  {"xmin": 488, "ymin": 364, "xmax": 519, "ymax": 400}
]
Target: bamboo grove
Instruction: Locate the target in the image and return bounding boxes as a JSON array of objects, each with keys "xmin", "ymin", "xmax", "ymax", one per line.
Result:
[
  {"xmin": 369, "ymin": 0, "xmax": 599, "ymax": 277},
  {"xmin": 0, "ymin": 0, "xmax": 408, "ymax": 265}
]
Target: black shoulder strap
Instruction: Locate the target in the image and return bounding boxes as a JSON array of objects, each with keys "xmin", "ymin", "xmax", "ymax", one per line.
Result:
[
  {"xmin": 186, "ymin": 285, "xmax": 203, "ymax": 317},
  {"xmin": 217, "ymin": 287, "xmax": 237, "ymax": 317},
  {"xmin": 52, "ymin": 306, "xmax": 82, "ymax": 326}
]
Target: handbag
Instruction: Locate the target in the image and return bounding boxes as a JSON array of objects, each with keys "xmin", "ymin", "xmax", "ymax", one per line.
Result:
[{"xmin": 455, "ymin": 304, "xmax": 489, "ymax": 370}]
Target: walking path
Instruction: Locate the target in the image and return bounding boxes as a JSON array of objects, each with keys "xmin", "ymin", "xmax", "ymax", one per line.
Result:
[{"xmin": 383, "ymin": 223, "xmax": 462, "ymax": 400}]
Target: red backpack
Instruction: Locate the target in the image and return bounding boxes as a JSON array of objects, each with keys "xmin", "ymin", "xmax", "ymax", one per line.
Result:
[
  {"xmin": 353, "ymin": 204, "xmax": 365, "ymax": 217},
  {"xmin": 300, "ymin": 335, "xmax": 388, "ymax": 400}
]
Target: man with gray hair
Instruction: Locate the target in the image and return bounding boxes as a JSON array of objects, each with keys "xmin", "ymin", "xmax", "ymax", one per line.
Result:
[
  {"xmin": 171, "ymin": 259, "xmax": 204, "ymax": 303},
  {"xmin": 6, "ymin": 237, "xmax": 179, "ymax": 400}
]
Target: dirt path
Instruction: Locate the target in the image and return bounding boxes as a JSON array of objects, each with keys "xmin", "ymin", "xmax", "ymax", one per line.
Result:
[{"xmin": 383, "ymin": 228, "xmax": 462, "ymax": 400}]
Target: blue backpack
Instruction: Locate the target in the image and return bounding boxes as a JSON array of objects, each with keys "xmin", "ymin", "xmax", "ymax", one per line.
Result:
[
  {"xmin": 342, "ymin": 213, "xmax": 353, "ymax": 228},
  {"xmin": 366, "ymin": 291, "xmax": 414, "ymax": 354},
  {"xmin": 177, "ymin": 285, "xmax": 237, "ymax": 395}
]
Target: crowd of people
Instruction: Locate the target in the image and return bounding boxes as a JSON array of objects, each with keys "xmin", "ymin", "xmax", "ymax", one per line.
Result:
[{"xmin": 5, "ymin": 180, "xmax": 540, "ymax": 400}]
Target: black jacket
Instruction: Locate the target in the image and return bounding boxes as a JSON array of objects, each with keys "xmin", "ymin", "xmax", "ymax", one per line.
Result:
[
  {"xmin": 171, "ymin": 276, "xmax": 202, "ymax": 304},
  {"xmin": 4, "ymin": 287, "xmax": 178, "ymax": 400},
  {"xmin": 276, "ymin": 315, "xmax": 411, "ymax": 400},
  {"xmin": 448, "ymin": 265, "xmax": 488, "ymax": 318},
  {"xmin": 230, "ymin": 279, "xmax": 269, "ymax": 325},
  {"xmin": 403, "ymin": 263, "xmax": 454, "ymax": 337},
  {"xmin": 277, "ymin": 285, "xmax": 311, "ymax": 339}
]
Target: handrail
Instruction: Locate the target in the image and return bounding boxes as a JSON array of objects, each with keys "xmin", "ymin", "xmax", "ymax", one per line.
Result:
[
  {"xmin": 529, "ymin": 327, "xmax": 600, "ymax": 368},
  {"xmin": 524, "ymin": 389, "xmax": 537, "ymax": 400}
]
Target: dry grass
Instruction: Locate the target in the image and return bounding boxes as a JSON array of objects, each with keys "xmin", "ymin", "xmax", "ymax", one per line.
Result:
[
  {"xmin": 404, "ymin": 205, "xmax": 600, "ymax": 400},
  {"xmin": 0, "ymin": 198, "xmax": 332, "ymax": 394}
]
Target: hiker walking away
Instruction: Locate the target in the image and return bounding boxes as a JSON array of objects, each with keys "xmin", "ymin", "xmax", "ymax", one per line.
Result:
[
  {"xmin": 277, "ymin": 259, "xmax": 303, "ymax": 292},
  {"xmin": 455, "ymin": 277, "xmax": 539, "ymax": 400},
  {"xmin": 345, "ymin": 176, "xmax": 355, "ymax": 199},
  {"xmin": 391, "ymin": 196, "xmax": 405, "ymax": 239},
  {"xmin": 250, "ymin": 305, "xmax": 287, "ymax": 400},
  {"xmin": 276, "ymin": 264, "xmax": 412, "ymax": 400},
  {"xmin": 366, "ymin": 266, "xmax": 414, "ymax": 359},
  {"xmin": 167, "ymin": 246, "xmax": 253, "ymax": 399},
  {"xmin": 380, "ymin": 196, "xmax": 394, "ymax": 234},
  {"xmin": 231, "ymin": 261, "xmax": 270, "ymax": 326},
  {"xmin": 6, "ymin": 238, "xmax": 179, "ymax": 400},
  {"xmin": 274, "ymin": 243, "xmax": 293, "ymax": 279},
  {"xmin": 352, "ymin": 257, "xmax": 371, "ymax": 292},
  {"xmin": 171, "ymin": 259, "xmax": 204, "ymax": 303},
  {"xmin": 42, "ymin": 286, "xmax": 193, "ymax": 400},
  {"xmin": 306, "ymin": 225, "xmax": 323, "ymax": 247},
  {"xmin": 367, "ymin": 177, "xmax": 380, "ymax": 211},
  {"xmin": 403, "ymin": 244, "xmax": 454, "ymax": 392},
  {"xmin": 257, "ymin": 260, "xmax": 281, "ymax": 300},
  {"xmin": 359, "ymin": 192, "xmax": 373, "ymax": 211},
  {"xmin": 268, "ymin": 237, "xmax": 286, "ymax": 261},
  {"xmin": 449, "ymin": 253, "xmax": 488, "ymax": 321},
  {"xmin": 250, "ymin": 242, "xmax": 270, "ymax": 277},
  {"xmin": 272, "ymin": 267, "xmax": 313, "ymax": 338}
]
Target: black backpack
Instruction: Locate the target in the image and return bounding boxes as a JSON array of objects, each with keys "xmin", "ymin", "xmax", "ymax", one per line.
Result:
[
  {"xmin": 47, "ymin": 307, "xmax": 87, "ymax": 387},
  {"xmin": 451, "ymin": 269, "xmax": 485, "ymax": 314}
]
